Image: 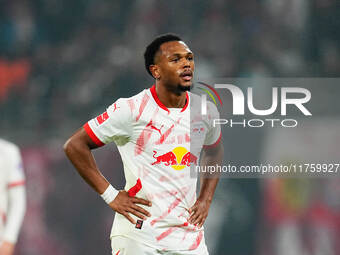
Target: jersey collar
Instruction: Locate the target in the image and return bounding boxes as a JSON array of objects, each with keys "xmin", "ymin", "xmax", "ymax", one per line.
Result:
[{"xmin": 150, "ymin": 85, "xmax": 189, "ymax": 113}]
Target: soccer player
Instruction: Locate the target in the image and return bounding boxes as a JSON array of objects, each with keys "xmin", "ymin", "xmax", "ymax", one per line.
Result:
[
  {"xmin": 0, "ymin": 139, "xmax": 26, "ymax": 255},
  {"xmin": 64, "ymin": 34, "xmax": 223, "ymax": 254}
]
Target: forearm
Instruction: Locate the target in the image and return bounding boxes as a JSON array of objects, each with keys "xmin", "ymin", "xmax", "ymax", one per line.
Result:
[
  {"xmin": 198, "ymin": 144, "xmax": 224, "ymax": 202},
  {"xmin": 198, "ymin": 177, "xmax": 219, "ymax": 203},
  {"xmin": 188, "ymin": 144, "xmax": 223, "ymax": 226},
  {"xmin": 64, "ymin": 137, "xmax": 109, "ymax": 194},
  {"xmin": 3, "ymin": 186, "xmax": 26, "ymax": 244}
]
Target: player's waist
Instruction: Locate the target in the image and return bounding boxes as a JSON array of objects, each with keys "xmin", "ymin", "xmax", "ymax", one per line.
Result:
[{"xmin": 111, "ymin": 213, "xmax": 203, "ymax": 250}]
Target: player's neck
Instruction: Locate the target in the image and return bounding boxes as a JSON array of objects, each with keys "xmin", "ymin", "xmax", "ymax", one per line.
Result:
[{"xmin": 155, "ymin": 82, "xmax": 187, "ymax": 109}]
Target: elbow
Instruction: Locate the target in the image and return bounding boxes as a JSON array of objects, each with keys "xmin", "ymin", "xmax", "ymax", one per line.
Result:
[
  {"xmin": 63, "ymin": 137, "xmax": 75, "ymax": 157},
  {"xmin": 63, "ymin": 134, "xmax": 91, "ymax": 158},
  {"xmin": 64, "ymin": 128, "xmax": 93, "ymax": 158}
]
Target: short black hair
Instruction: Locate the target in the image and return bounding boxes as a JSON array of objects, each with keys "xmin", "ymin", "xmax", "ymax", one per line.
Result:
[{"xmin": 144, "ymin": 33, "xmax": 182, "ymax": 77}]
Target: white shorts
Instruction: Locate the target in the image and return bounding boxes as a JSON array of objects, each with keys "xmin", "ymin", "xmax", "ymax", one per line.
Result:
[{"xmin": 111, "ymin": 236, "xmax": 209, "ymax": 255}]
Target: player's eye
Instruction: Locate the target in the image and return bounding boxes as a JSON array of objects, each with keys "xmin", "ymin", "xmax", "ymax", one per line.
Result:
[
  {"xmin": 187, "ymin": 56, "xmax": 193, "ymax": 61},
  {"xmin": 171, "ymin": 58, "xmax": 179, "ymax": 62}
]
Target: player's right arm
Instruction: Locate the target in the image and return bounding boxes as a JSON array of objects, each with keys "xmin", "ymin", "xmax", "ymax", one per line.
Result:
[
  {"xmin": 63, "ymin": 127, "xmax": 110, "ymax": 194},
  {"xmin": 63, "ymin": 100, "xmax": 151, "ymax": 224}
]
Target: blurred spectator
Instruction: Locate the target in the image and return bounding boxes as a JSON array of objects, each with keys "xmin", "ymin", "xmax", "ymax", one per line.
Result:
[{"xmin": 0, "ymin": 139, "xmax": 26, "ymax": 255}]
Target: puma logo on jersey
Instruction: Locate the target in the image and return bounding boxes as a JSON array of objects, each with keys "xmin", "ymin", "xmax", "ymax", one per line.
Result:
[
  {"xmin": 145, "ymin": 120, "xmax": 164, "ymax": 137},
  {"xmin": 150, "ymin": 123, "xmax": 164, "ymax": 136},
  {"xmin": 112, "ymin": 103, "xmax": 120, "ymax": 112}
]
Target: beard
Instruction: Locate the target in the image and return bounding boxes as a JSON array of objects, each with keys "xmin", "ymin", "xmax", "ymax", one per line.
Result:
[
  {"xmin": 163, "ymin": 81, "xmax": 193, "ymax": 96},
  {"xmin": 178, "ymin": 84, "xmax": 192, "ymax": 92}
]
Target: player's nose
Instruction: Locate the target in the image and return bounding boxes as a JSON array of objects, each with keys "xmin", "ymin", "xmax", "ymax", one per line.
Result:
[{"xmin": 182, "ymin": 59, "xmax": 191, "ymax": 69}]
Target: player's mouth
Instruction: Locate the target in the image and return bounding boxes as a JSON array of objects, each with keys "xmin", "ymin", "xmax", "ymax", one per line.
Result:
[{"xmin": 180, "ymin": 70, "xmax": 193, "ymax": 82}]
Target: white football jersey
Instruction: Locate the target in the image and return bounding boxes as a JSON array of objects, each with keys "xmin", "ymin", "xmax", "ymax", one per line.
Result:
[
  {"xmin": 84, "ymin": 85, "xmax": 221, "ymax": 251},
  {"xmin": 0, "ymin": 139, "xmax": 25, "ymax": 241}
]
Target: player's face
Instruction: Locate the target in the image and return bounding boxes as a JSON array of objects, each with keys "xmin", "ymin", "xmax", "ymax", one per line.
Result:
[{"xmin": 155, "ymin": 41, "xmax": 195, "ymax": 94}]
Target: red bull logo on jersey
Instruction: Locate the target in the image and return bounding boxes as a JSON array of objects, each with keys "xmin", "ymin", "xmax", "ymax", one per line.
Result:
[{"xmin": 151, "ymin": 147, "xmax": 197, "ymax": 170}]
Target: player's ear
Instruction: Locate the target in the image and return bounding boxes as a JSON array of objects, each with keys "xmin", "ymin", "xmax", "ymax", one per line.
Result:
[{"xmin": 150, "ymin": 65, "xmax": 160, "ymax": 80}]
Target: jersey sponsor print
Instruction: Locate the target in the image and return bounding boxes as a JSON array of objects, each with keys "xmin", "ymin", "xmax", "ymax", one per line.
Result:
[{"xmin": 152, "ymin": 147, "xmax": 197, "ymax": 170}]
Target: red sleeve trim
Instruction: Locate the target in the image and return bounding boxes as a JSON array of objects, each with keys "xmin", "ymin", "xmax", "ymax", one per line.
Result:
[
  {"xmin": 203, "ymin": 132, "xmax": 222, "ymax": 149},
  {"xmin": 83, "ymin": 122, "xmax": 105, "ymax": 147},
  {"xmin": 8, "ymin": 180, "xmax": 25, "ymax": 188}
]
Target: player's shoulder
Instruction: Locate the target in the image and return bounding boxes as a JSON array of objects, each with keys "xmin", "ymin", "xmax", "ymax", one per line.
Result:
[
  {"xmin": 0, "ymin": 139, "xmax": 19, "ymax": 152},
  {"xmin": 115, "ymin": 87, "xmax": 152, "ymax": 112},
  {"xmin": 112, "ymin": 88, "xmax": 149, "ymax": 106},
  {"xmin": 0, "ymin": 139, "xmax": 20, "ymax": 157},
  {"xmin": 104, "ymin": 88, "xmax": 151, "ymax": 121}
]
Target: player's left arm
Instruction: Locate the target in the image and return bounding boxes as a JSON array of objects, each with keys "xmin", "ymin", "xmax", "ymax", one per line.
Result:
[{"xmin": 188, "ymin": 142, "xmax": 223, "ymax": 228}]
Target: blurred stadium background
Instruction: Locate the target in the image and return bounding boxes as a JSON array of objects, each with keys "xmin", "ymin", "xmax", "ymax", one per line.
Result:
[{"xmin": 1, "ymin": 0, "xmax": 339, "ymax": 254}]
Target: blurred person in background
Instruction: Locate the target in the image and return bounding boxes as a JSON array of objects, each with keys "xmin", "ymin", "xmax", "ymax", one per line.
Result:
[
  {"xmin": 64, "ymin": 33, "xmax": 223, "ymax": 254},
  {"xmin": 0, "ymin": 139, "xmax": 26, "ymax": 255}
]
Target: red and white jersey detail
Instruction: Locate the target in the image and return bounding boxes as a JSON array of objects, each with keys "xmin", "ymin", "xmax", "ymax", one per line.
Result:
[
  {"xmin": 0, "ymin": 139, "xmax": 25, "ymax": 239},
  {"xmin": 84, "ymin": 85, "xmax": 221, "ymax": 251}
]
